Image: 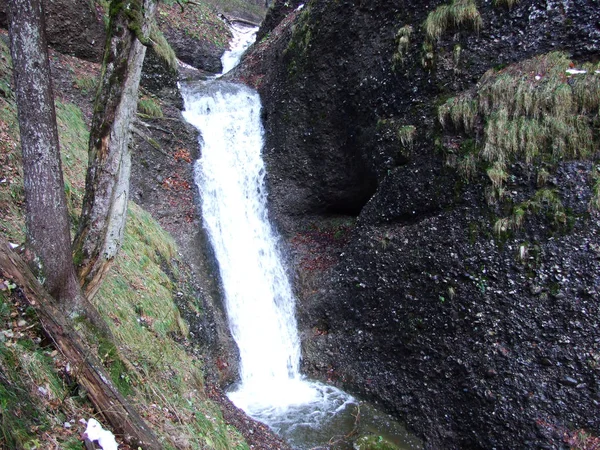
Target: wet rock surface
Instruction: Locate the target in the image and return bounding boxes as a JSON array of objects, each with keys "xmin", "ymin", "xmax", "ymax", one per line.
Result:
[
  {"xmin": 236, "ymin": 0, "xmax": 600, "ymax": 448},
  {"xmin": 0, "ymin": 0, "xmax": 105, "ymax": 62}
]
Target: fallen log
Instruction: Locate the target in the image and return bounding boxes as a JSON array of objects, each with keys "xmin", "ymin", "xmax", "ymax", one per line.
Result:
[{"xmin": 0, "ymin": 237, "xmax": 161, "ymax": 449}]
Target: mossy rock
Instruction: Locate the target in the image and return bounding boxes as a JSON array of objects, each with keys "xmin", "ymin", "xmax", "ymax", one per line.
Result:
[{"xmin": 355, "ymin": 434, "xmax": 401, "ymax": 450}]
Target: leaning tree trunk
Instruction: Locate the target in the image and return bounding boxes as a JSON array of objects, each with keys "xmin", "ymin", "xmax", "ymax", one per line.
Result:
[
  {"xmin": 73, "ymin": 0, "xmax": 156, "ymax": 299},
  {"xmin": 0, "ymin": 238, "xmax": 161, "ymax": 449},
  {"xmin": 7, "ymin": 0, "xmax": 83, "ymax": 308}
]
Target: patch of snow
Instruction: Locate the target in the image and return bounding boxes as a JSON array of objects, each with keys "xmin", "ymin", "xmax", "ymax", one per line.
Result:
[
  {"xmin": 566, "ymin": 69, "xmax": 587, "ymax": 75},
  {"xmin": 82, "ymin": 418, "xmax": 118, "ymax": 450}
]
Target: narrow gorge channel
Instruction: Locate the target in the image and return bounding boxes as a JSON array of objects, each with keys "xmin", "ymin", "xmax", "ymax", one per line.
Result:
[{"xmin": 181, "ymin": 25, "xmax": 421, "ymax": 449}]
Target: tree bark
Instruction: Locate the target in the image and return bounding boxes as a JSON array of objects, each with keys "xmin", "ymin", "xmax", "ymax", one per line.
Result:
[
  {"xmin": 7, "ymin": 0, "xmax": 83, "ymax": 308},
  {"xmin": 73, "ymin": 0, "xmax": 156, "ymax": 299},
  {"xmin": 0, "ymin": 237, "xmax": 161, "ymax": 449}
]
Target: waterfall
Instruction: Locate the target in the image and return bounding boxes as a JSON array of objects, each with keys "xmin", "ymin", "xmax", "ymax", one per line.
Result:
[
  {"xmin": 180, "ymin": 24, "xmax": 355, "ymax": 449},
  {"xmin": 220, "ymin": 23, "xmax": 258, "ymax": 75}
]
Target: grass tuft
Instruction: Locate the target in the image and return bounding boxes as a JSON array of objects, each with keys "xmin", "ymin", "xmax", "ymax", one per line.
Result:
[
  {"xmin": 138, "ymin": 96, "xmax": 164, "ymax": 118},
  {"xmin": 74, "ymin": 74, "xmax": 99, "ymax": 95},
  {"xmin": 439, "ymin": 51, "xmax": 600, "ymax": 230},
  {"xmin": 392, "ymin": 25, "xmax": 413, "ymax": 69},
  {"xmin": 398, "ymin": 125, "xmax": 417, "ymax": 149},
  {"xmin": 149, "ymin": 24, "xmax": 178, "ymax": 72},
  {"xmin": 424, "ymin": 0, "xmax": 482, "ymax": 43}
]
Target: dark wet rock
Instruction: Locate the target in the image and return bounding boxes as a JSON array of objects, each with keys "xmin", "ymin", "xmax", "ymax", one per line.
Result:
[
  {"xmin": 140, "ymin": 48, "xmax": 180, "ymax": 107},
  {"xmin": 0, "ymin": 0, "xmax": 105, "ymax": 62},
  {"xmin": 235, "ymin": 0, "xmax": 600, "ymax": 448},
  {"xmin": 562, "ymin": 376, "xmax": 579, "ymax": 387},
  {"xmin": 162, "ymin": 24, "xmax": 224, "ymax": 73}
]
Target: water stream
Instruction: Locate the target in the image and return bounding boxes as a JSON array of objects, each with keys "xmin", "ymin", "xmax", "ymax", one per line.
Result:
[{"xmin": 181, "ymin": 22, "xmax": 422, "ymax": 450}]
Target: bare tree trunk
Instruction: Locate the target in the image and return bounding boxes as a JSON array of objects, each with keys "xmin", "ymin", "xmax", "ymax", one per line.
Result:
[
  {"xmin": 7, "ymin": 0, "xmax": 82, "ymax": 307},
  {"xmin": 73, "ymin": 0, "xmax": 156, "ymax": 299}
]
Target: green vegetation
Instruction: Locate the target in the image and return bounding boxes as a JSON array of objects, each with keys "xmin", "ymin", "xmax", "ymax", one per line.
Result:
[
  {"xmin": 150, "ymin": 24, "xmax": 178, "ymax": 71},
  {"xmin": 355, "ymin": 434, "xmax": 401, "ymax": 450},
  {"xmin": 440, "ymin": 52, "xmax": 598, "ymax": 169},
  {"xmin": 0, "ymin": 35, "xmax": 248, "ymax": 449},
  {"xmin": 439, "ymin": 52, "xmax": 600, "ymax": 232},
  {"xmin": 138, "ymin": 95, "xmax": 164, "ymax": 118},
  {"xmin": 398, "ymin": 125, "xmax": 417, "ymax": 149},
  {"xmin": 286, "ymin": 4, "xmax": 313, "ymax": 59},
  {"xmin": 376, "ymin": 118, "xmax": 417, "ymax": 157},
  {"xmin": 392, "ymin": 25, "xmax": 413, "ymax": 69},
  {"xmin": 424, "ymin": 0, "xmax": 482, "ymax": 43},
  {"xmin": 419, "ymin": 0, "xmax": 482, "ymax": 69},
  {"xmin": 74, "ymin": 74, "xmax": 98, "ymax": 95},
  {"xmin": 0, "ymin": 292, "xmax": 88, "ymax": 448},
  {"xmin": 494, "ymin": 188, "xmax": 566, "ymax": 234},
  {"xmin": 157, "ymin": 1, "xmax": 231, "ymax": 50}
]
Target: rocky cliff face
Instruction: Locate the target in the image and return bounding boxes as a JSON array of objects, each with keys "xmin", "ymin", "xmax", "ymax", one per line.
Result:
[{"xmin": 236, "ymin": 0, "xmax": 600, "ymax": 448}]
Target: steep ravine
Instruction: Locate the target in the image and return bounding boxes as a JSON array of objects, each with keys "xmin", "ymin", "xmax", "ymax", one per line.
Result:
[{"xmin": 234, "ymin": 0, "xmax": 600, "ymax": 448}]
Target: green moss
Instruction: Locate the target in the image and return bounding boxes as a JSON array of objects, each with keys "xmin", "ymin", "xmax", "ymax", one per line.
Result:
[
  {"xmin": 285, "ymin": 4, "xmax": 314, "ymax": 63},
  {"xmin": 494, "ymin": 188, "xmax": 566, "ymax": 235},
  {"xmin": 355, "ymin": 434, "xmax": 401, "ymax": 450},
  {"xmin": 98, "ymin": 338, "xmax": 135, "ymax": 396}
]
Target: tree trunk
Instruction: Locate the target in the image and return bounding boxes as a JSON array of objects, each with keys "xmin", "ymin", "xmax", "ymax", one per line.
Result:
[
  {"xmin": 7, "ymin": 0, "xmax": 83, "ymax": 308},
  {"xmin": 73, "ymin": 0, "xmax": 156, "ymax": 299},
  {"xmin": 0, "ymin": 238, "xmax": 161, "ymax": 449}
]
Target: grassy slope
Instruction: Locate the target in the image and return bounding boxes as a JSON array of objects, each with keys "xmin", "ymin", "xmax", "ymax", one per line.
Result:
[{"xmin": 0, "ymin": 35, "xmax": 248, "ymax": 449}]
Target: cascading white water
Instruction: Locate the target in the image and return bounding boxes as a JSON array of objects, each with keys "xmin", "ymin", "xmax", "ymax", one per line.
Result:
[
  {"xmin": 180, "ymin": 23, "xmax": 356, "ymax": 449},
  {"xmin": 182, "ymin": 80, "xmax": 355, "ymax": 448},
  {"xmin": 220, "ymin": 23, "xmax": 258, "ymax": 75}
]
